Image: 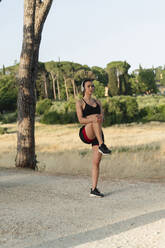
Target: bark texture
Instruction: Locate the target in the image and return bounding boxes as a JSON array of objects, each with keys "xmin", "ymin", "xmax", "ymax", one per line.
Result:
[
  {"xmin": 57, "ymin": 73, "xmax": 61, "ymax": 100},
  {"xmin": 64, "ymin": 76, "xmax": 69, "ymax": 101},
  {"xmin": 71, "ymin": 78, "xmax": 76, "ymax": 98},
  {"xmin": 50, "ymin": 72, "xmax": 57, "ymax": 100},
  {"xmin": 16, "ymin": 0, "xmax": 53, "ymax": 169}
]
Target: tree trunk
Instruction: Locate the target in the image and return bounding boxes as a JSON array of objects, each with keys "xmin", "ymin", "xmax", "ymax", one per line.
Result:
[
  {"xmin": 75, "ymin": 85, "xmax": 79, "ymax": 95},
  {"xmin": 71, "ymin": 78, "xmax": 76, "ymax": 98},
  {"xmin": 3, "ymin": 65, "xmax": 6, "ymax": 75},
  {"xmin": 16, "ymin": 0, "xmax": 53, "ymax": 169},
  {"xmin": 57, "ymin": 72, "xmax": 61, "ymax": 100},
  {"xmin": 117, "ymin": 76, "xmax": 120, "ymax": 89},
  {"xmin": 50, "ymin": 72, "xmax": 56, "ymax": 100},
  {"xmin": 16, "ymin": 0, "xmax": 36, "ymax": 169},
  {"xmin": 44, "ymin": 72, "xmax": 48, "ymax": 98},
  {"xmin": 52, "ymin": 77, "xmax": 56, "ymax": 100},
  {"xmin": 64, "ymin": 76, "xmax": 69, "ymax": 101}
]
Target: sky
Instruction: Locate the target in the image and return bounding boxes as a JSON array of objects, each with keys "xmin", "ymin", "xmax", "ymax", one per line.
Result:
[{"xmin": 0, "ymin": 0, "xmax": 165, "ymax": 72}]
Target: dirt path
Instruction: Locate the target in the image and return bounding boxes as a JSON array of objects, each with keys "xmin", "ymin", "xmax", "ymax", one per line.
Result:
[{"xmin": 0, "ymin": 168, "xmax": 165, "ymax": 248}]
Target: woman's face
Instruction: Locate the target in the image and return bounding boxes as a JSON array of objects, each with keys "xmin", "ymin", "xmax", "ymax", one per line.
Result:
[{"xmin": 84, "ymin": 81, "xmax": 95, "ymax": 95}]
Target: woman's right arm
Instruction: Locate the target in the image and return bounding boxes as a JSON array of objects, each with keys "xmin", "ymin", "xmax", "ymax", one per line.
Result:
[{"xmin": 76, "ymin": 100, "xmax": 99, "ymax": 124}]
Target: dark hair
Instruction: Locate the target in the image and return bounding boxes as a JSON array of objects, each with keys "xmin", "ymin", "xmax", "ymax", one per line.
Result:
[
  {"xmin": 82, "ymin": 79, "xmax": 94, "ymax": 96},
  {"xmin": 82, "ymin": 78, "xmax": 93, "ymax": 85}
]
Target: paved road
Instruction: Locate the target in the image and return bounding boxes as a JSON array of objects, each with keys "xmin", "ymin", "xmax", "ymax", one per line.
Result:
[{"xmin": 0, "ymin": 168, "xmax": 165, "ymax": 248}]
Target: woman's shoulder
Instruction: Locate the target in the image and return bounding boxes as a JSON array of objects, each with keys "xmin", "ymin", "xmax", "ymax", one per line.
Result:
[
  {"xmin": 76, "ymin": 99, "xmax": 84, "ymax": 107},
  {"xmin": 76, "ymin": 98, "xmax": 83, "ymax": 103},
  {"xmin": 93, "ymin": 98, "xmax": 101, "ymax": 105}
]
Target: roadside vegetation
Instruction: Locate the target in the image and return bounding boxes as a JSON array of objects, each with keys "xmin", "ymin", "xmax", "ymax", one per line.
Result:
[{"xmin": 1, "ymin": 60, "xmax": 165, "ymax": 127}]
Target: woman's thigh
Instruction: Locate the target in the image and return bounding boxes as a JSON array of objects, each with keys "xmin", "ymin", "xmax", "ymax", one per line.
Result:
[{"xmin": 85, "ymin": 123, "xmax": 96, "ymax": 140}]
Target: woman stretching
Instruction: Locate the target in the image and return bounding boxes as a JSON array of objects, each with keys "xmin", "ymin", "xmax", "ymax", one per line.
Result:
[{"xmin": 76, "ymin": 79, "xmax": 111, "ymax": 198}]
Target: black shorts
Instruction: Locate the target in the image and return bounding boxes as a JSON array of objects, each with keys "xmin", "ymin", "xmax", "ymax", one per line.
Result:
[{"xmin": 79, "ymin": 125, "xmax": 104, "ymax": 146}]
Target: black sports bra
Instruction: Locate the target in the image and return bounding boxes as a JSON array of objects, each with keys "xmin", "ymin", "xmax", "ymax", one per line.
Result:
[{"xmin": 82, "ymin": 98, "xmax": 101, "ymax": 117}]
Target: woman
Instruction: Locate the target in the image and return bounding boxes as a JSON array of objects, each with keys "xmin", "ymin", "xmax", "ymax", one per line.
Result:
[{"xmin": 76, "ymin": 79, "xmax": 111, "ymax": 198}]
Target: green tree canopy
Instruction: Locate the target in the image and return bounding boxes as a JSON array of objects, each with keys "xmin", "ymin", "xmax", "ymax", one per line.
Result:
[
  {"xmin": 91, "ymin": 66, "xmax": 108, "ymax": 86},
  {"xmin": 0, "ymin": 75, "xmax": 17, "ymax": 113},
  {"xmin": 106, "ymin": 61, "xmax": 131, "ymax": 96},
  {"xmin": 136, "ymin": 66, "xmax": 157, "ymax": 94},
  {"xmin": 93, "ymin": 80, "xmax": 105, "ymax": 98}
]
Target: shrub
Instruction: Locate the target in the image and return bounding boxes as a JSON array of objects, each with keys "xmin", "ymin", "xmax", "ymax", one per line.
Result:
[
  {"xmin": 140, "ymin": 104, "xmax": 165, "ymax": 122},
  {"xmin": 93, "ymin": 80, "xmax": 105, "ymax": 98},
  {"xmin": 36, "ymin": 99, "xmax": 52, "ymax": 115},
  {"xmin": 101, "ymin": 99, "xmax": 111, "ymax": 127},
  {"xmin": 102, "ymin": 97, "xmax": 123, "ymax": 126},
  {"xmin": 102, "ymin": 96, "xmax": 139, "ymax": 126},
  {"xmin": 65, "ymin": 97, "xmax": 76, "ymax": 113},
  {"xmin": 40, "ymin": 97, "xmax": 78, "ymax": 124},
  {"xmin": 41, "ymin": 110, "xmax": 78, "ymax": 125},
  {"xmin": 146, "ymin": 106, "xmax": 158, "ymax": 121},
  {"xmin": 157, "ymin": 104, "xmax": 165, "ymax": 121},
  {"xmin": 122, "ymin": 96, "xmax": 139, "ymax": 122},
  {"xmin": 0, "ymin": 75, "xmax": 17, "ymax": 113},
  {"xmin": 0, "ymin": 127, "xmax": 7, "ymax": 135},
  {"xmin": 49, "ymin": 101, "xmax": 66, "ymax": 113},
  {"xmin": 41, "ymin": 111, "xmax": 61, "ymax": 124},
  {"xmin": 39, "ymin": 96, "xmax": 165, "ymax": 126},
  {"xmin": 1, "ymin": 112, "xmax": 17, "ymax": 124}
]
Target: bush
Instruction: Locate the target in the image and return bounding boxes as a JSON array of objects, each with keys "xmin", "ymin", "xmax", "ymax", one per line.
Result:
[
  {"xmin": 36, "ymin": 99, "xmax": 52, "ymax": 115},
  {"xmin": 1, "ymin": 112, "xmax": 17, "ymax": 124},
  {"xmin": 0, "ymin": 75, "xmax": 17, "ymax": 113},
  {"xmin": 41, "ymin": 110, "xmax": 78, "ymax": 125},
  {"xmin": 140, "ymin": 106, "xmax": 157, "ymax": 122},
  {"xmin": 157, "ymin": 104, "xmax": 165, "ymax": 121},
  {"xmin": 0, "ymin": 127, "xmax": 7, "ymax": 135},
  {"xmin": 102, "ymin": 97, "xmax": 124, "ymax": 126},
  {"xmin": 39, "ymin": 96, "xmax": 165, "ymax": 126},
  {"xmin": 65, "ymin": 97, "xmax": 76, "ymax": 113},
  {"xmin": 49, "ymin": 101, "xmax": 66, "ymax": 113},
  {"xmin": 140, "ymin": 104, "xmax": 165, "ymax": 122},
  {"xmin": 122, "ymin": 96, "xmax": 139, "ymax": 123},
  {"xmin": 93, "ymin": 80, "xmax": 105, "ymax": 98},
  {"xmin": 40, "ymin": 97, "xmax": 78, "ymax": 125},
  {"xmin": 41, "ymin": 111, "xmax": 61, "ymax": 124},
  {"xmin": 137, "ymin": 95, "xmax": 165, "ymax": 109},
  {"xmin": 101, "ymin": 99, "xmax": 111, "ymax": 126},
  {"xmin": 102, "ymin": 96, "xmax": 139, "ymax": 126}
]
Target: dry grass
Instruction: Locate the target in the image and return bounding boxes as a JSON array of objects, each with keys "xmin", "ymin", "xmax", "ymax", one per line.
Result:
[{"xmin": 0, "ymin": 121, "xmax": 165, "ymax": 180}]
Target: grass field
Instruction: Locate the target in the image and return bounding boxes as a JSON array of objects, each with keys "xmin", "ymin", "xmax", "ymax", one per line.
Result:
[{"xmin": 0, "ymin": 121, "xmax": 165, "ymax": 181}]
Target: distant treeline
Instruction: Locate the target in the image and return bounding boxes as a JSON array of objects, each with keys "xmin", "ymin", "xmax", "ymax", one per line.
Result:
[{"xmin": 0, "ymin": 60, "xmax": 165, "ymax": 114}]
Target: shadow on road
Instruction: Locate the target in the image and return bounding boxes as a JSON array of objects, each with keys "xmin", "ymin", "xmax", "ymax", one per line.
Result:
[{"xmin": 25, "ymin": 209, "xmax": 165, "ymax": 248}]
